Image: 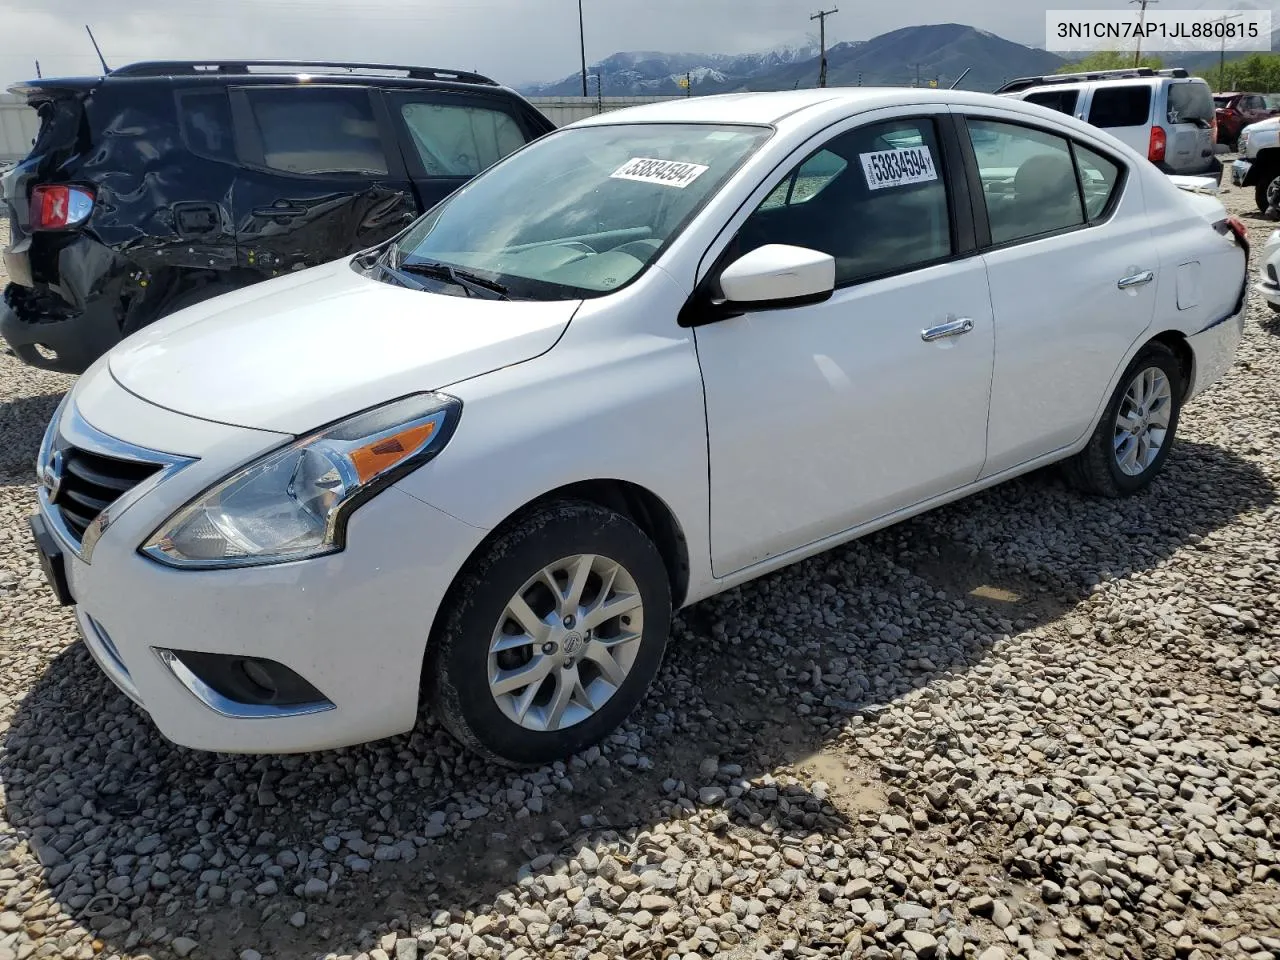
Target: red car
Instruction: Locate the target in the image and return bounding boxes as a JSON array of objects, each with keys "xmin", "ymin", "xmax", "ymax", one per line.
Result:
[{"xmin": 1215, "ymin": 92, "xmax": 1279, "ymax": 147}]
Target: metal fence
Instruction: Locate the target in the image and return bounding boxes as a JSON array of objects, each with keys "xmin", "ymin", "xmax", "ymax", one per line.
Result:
[{"xmin": 0, "ymin": 94, "xmax": 679, "ymax": 162}]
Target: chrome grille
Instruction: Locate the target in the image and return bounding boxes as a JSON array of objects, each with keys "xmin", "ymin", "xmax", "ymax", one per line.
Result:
[{"xmin": 51, "ymin": 448, "xmax": 162, "ymax": 542}]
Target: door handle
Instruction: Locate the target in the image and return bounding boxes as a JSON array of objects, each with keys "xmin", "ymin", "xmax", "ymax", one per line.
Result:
[
  {"xmin": 1117, "ymin": 270, "xmax": 1154, "ymax": 290},
  {"xmin": 252, "ymin": 204, "xmax": 307, "ymax": 218},
  {"xmin": 921, "ymin": 317, "xmax": 974, "ymax": 342}
]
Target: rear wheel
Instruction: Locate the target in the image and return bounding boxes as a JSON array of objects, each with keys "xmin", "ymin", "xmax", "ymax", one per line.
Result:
[
  {"xmin": 1063, "ymin": 343, "xmax": 1183, "ymax": 498},
  {"xmin": 426, "ymin": 500, "xmax": 672, "ymax": 766}
]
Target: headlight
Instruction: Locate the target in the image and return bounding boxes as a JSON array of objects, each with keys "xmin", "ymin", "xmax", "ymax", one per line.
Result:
[{"xmin": 142, "ymin": 393, "xmax": 460, "ymax": 568}]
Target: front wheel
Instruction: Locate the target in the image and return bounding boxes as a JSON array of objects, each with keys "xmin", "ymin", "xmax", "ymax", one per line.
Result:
[
  {"xmin": 426, "ymin": 500, "xmax": 672, "ymax": 766},
  {"xmin": 1256, "ymin": 173, "xmax": 1280, "ymax": 213},
  {"xmin": 1063, "ymin": 343, "xmax": 1183, "ymax": 498}
]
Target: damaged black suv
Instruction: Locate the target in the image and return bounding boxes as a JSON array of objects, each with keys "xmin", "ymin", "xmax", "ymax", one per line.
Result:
[{"xmin": 1, "ymin": 60, "xmax": 555, "ymax": 372}]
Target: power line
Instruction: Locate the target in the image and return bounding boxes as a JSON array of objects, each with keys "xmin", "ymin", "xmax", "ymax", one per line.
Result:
[{"xmin": 809, "ymin": 7, "xmax": 838, "ymax": 88}]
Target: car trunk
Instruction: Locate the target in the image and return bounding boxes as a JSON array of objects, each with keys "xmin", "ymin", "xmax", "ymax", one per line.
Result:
[{"xmin": 1, "ymin": 79, "xmax": 97, "ymax": 293}]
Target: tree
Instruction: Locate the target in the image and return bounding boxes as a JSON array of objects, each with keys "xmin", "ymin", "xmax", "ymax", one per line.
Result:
[
  {"xmin": 1213, "ymin": 53, "xmax": 1280, "ymax": 92},
  {"xmin": 1056, "ymin": 50, "xmax": 1164, "ymax": 74}
]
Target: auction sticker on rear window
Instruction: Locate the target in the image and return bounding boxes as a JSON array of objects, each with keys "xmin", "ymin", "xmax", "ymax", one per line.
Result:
[
  {"xmin": 611, "ymin": 157, "xmax": 710, "ymax": 188},
  {"xmin": 859, "ymin": 146, "xmax": 938, "ymax": 190}
]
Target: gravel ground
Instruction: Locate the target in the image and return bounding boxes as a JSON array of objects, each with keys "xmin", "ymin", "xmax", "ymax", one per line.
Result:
[{"xmin": 1, "ymin": 180, "xmax": 1279, "ymax": 960}]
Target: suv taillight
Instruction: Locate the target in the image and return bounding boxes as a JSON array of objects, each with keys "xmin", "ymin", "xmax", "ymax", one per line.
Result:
[
  {"xmin": 1148, "ymin": 126, "xmax": 1167, "ymax": 164},
  {"xmin": 30, "ymin": 184, "xmax": 94, "ymax": 230}
]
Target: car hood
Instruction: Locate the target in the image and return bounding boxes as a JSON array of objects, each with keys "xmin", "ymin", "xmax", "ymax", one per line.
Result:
[{"xmin": 108, "ymin": 258, "xmax": 579, "ymax": 435}]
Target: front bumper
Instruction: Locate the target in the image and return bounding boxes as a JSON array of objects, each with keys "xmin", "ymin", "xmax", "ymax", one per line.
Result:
[{"xmin": 36, "ymin": 382, "xmax": 488, "ymax": 753}]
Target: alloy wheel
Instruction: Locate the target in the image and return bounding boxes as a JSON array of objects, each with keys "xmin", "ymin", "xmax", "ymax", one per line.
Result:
[
  {"xmin": 1113, "ymin": 366, "xmax": 1173, "ymax": 477},
  {"xmin": 487, "ymin": 554, "xmax": 644, "ymax": 732}
]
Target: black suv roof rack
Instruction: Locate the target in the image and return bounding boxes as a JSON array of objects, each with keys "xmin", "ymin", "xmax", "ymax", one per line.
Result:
[
  {"xmin": 107, "ymin": 60, "xmax": 499, "ymax": 86},
  {"xmin": 995, "ymin": 66, "xmax": 1189, "ymax": 94}
]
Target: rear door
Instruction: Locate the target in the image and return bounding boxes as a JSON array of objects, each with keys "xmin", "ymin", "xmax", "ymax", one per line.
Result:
[
  {"xmin": 381, "ymin": 89, "xmax": 544, "ymax": 212},
  {"xmin": 227, "ymin": 84, "xmax": 419, "ymax": 278},
  {"xmin": 1164, "ymin": 80, "xmax": 1216, "ymax": 174},
  {"xmin": 1083, "ymin": 83, "xmax": 1153, "ymax": 157}
]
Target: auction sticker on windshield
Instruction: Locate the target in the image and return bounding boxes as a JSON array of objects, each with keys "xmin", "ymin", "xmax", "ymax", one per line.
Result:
[
  {"xmin": 859, "ymin": 146, "xmax": 938, "ymax": 191},
  {"xmin": 611, "ymin": 157, "xmax": 711, "ymax": 188}
]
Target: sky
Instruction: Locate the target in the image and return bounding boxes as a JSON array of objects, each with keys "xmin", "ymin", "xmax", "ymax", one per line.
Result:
[{"xmin": 0, "ymin": 0, "xmax": 1275, "ymax": 90}]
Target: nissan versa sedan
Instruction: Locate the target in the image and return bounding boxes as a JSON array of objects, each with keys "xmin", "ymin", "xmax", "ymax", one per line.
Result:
[{"xmin": 30, "ymin": 89, "xmax": 1247, "ymax": 765}]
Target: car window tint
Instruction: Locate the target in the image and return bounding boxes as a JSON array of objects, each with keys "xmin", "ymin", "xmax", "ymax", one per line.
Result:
[
  {"xmin": 966, "ymin": 119, "xmax": 1084, "ymax": 245},
  {"xmin": 736, "ymin": 118, "xmax": 951, "ymax": 286},
  {"xmin": 400, "ymin": 102, "xmax": 527, "ymax": 177},
  {"xmin": 1088, "ymin": 85, "xmax": 1152, "ymax": 127},
  {"xmin": 1167, "ymin": 82, "xmax": 1214, "ymax": 125},
  {"xmin": 1072, "ymin": 143, "xmax": 1122, "ymax": 220},
  {"xmin": 245, "ymin": 87, "xmax": 387, "ymax": 176},
  {"xmin": 1247, "ymin": 95, "xmax": 1266, "ymax": 112},
  {"xmin": 1025, "ymin": 89, "xmax": 1080, "ymax": 116},
  {"xmin": 758, "ymin": 150, "xmax": 847, "ymax": 210},
  {"xmin": 178, "ymin": 90, "xmax": 236, "ymax": 163}
]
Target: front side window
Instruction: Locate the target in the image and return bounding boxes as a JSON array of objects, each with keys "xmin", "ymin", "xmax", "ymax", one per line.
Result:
[
  {"xmin": 1167, "ymin": 82, "xmax": 1214, "ymax": 126},
  {"xmin": 389, "ymin": 123, "xmax": 772, "ymax": 299},
  {"xmin": 242, "ymin": 87, "xmax": 388, "ymax": 176},
  {"xmin": 736, "ymin": 117, "xmax": 953, "ymax": 286},
  {"xmin": 1088, "ymin": 85, "xmax": 1152, "ymax": 128},
  {"xmin": 399, "ymin": 101, "xmax": 528, "ymax": 177},
  {"xmin": 967, "ymin": 119, "xmax": 1084, "ymax": 245},
  {"xmin": 1025, "ymin": 89, "xmax": 1080, "ymax": 116}
]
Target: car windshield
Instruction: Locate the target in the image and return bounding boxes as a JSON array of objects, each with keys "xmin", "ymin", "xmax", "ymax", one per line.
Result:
[{"xmin": 384, "ymin": 122, "xmax": 772, "ymax": 300}]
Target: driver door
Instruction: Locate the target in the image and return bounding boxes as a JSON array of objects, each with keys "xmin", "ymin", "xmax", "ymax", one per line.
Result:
[{"xmin": 692, "ymin": 111, "xmax": 996, "ymax": 576}]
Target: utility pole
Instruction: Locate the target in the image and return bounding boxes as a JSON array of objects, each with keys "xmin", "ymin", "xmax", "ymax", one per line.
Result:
[
  {"xmin": 915, "ymin": 63, "xmax": 922, "ymax": 87},
  {"xmin": 34, "ymin": 60, "xmax": 41, "ymax": 78},
  {"xmin": 685, "ymin": 71, "xmax": 692, "ymax": 97},
  {"xmin": 595, "ymin": 73, "xmax": 603, "ymax": 114},
  {"xmin": 578, "ymin": 0, "xmax": 588, "ymax": 97},
  {"xmin": 1218, "ymin": 11, "xmax": 1244, "ymax": 92},
  {"xmin": 810, "ymin": 7, "xmax": 838, "ymax": 88},
  {"xmin": 1129, "ymin": 0, "xmax": 1158, "ymax": 68}
]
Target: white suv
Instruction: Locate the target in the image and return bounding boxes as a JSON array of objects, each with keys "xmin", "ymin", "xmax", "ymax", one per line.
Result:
[
  {"xmin": 998, "ymin": 68, "xmax": 1219, "ymax": 177},
  {"xmin": 1231, "ymin": 117, "xmax": 1280, "ymax": 212}
]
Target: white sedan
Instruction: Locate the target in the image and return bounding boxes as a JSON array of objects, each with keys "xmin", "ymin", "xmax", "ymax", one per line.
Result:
[{"xmin": 30, "ymin": 89, "xmax": 1248, "ymax": 764}]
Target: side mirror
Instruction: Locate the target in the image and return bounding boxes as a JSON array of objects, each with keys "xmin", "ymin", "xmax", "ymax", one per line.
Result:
[{"xmin": 718, "ymin": 244, "xmax": 835, "ymax": 310}]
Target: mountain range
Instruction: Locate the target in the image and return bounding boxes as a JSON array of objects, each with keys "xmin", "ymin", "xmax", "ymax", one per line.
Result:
[
  {"xmin": 520, "ymin": 20, "xmax": 1280, "ymax": 97},
  {"xmin": 521, "ymin": 24, "xmax": 1067, "ymax": 96}
]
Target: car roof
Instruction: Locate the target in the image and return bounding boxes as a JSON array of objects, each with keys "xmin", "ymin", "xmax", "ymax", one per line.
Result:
[{"xmin": 567, "ymin": 87, "xmax": 1100, "ymax": 131}]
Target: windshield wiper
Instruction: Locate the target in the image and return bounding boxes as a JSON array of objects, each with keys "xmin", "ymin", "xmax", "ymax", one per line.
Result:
[
  {"xmin": 371, "ymin": 260, "xmax": 431, "ymax": 292},
  {"xmin": 397, "ymin": 259, "xmax": 510, "ymax": 300}
]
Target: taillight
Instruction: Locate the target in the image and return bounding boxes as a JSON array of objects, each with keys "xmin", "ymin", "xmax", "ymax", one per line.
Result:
[
  {"xmin": 30, "ymin": 184, "xmax": 94, "ymax": 230},
  {"xmin": 1148, "ymin": 126, "xmax": 1167, "ymax": 164},
  {"xmin": 1210, "ymin": 115, "xmax": 1218, "ymax": 143},
  {"xmin": 1226, "ymin": 215, "xmax": 1247, "ymax": 245}
]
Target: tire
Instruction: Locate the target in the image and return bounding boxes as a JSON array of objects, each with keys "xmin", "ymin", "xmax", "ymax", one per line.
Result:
[
  {"xmin": 426, "ymin": 500, "xmax": 672, "ymax": 766},
  {"xmin": 1063, "ymin": 342, "xmax": 1184, "ymax": 498},
  {"xmin": 121, "ymin": 278, "xmax": 239, "ymax": 337},
  {"xmin": 1255, "ymin": 173, "xmax": 1280, "ymax": 214},
  {"xmin": 1269, "ymin": 301, "xmax": 1280, "ymax": 314}
]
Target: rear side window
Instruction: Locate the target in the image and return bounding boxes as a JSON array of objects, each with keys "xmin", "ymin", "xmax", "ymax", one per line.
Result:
[
  {"xmin": 398, "ymin": 101, "xmax": 527, "ymax": 177},
  {"xmin": 1167, "ymin": 82, "xmax": 1214, "ymax": 125},
  {"xmin": 242, "ymin": 87, "xmax": 388, "ymax": 176},
  {"xmin": 1073, "ymin": 143, "xmax": 1122, "ymax": 220},
  {"xmin": 966, "ymin": 119, "xmax": 1083, "ymax": 245},
  {"xmin": 1088, "ymin": 86, "xmax": 1152, "ymax": 128},
  {"xmin": 178, "ymin": 90, "xmax": 235, "ymax": 163},
  {"xmin": 1025, "ymin": 89, "xmax": 1080, "ymax": 116}
]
